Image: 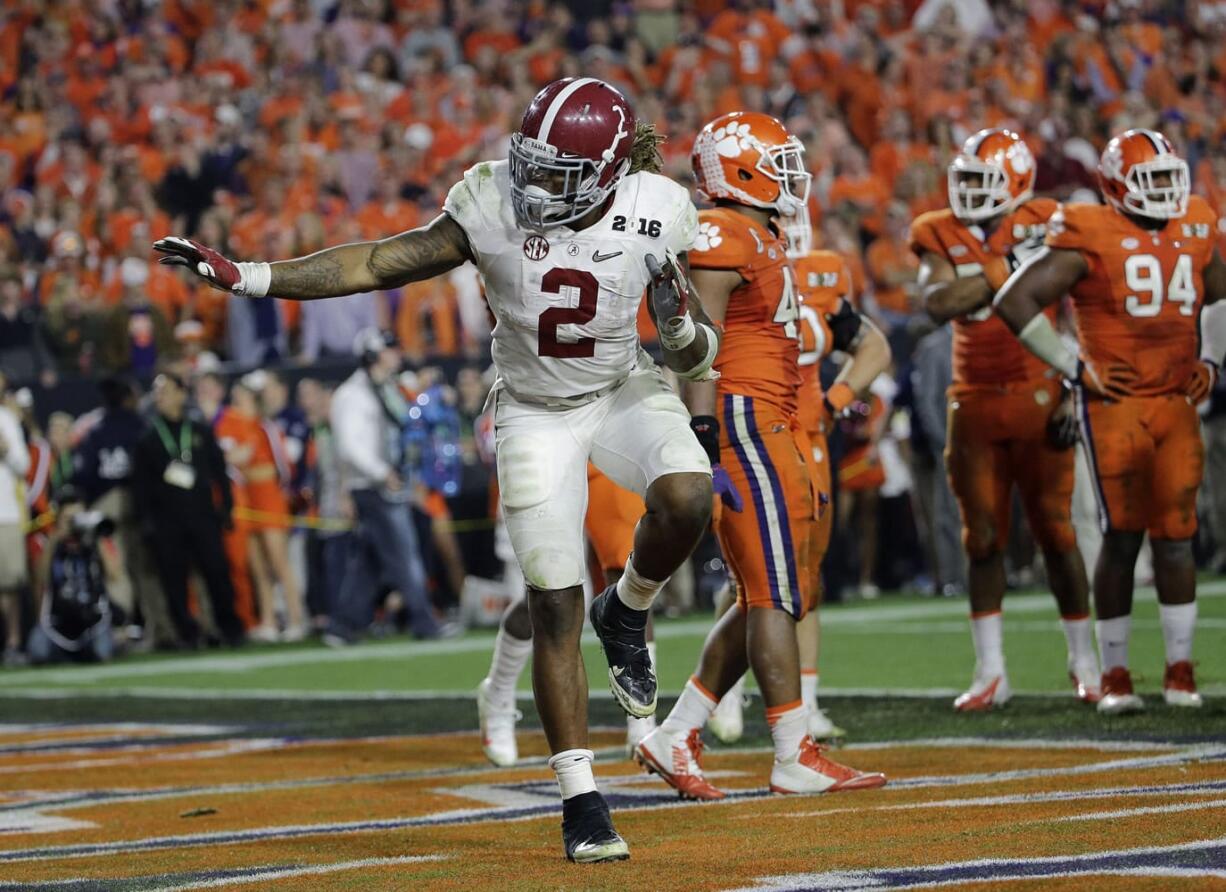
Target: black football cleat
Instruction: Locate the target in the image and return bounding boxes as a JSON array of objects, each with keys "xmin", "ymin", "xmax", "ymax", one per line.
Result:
[
  {"xmin": 562, "ymin": 790, "xmax": 630, "ymax": 863},
  {"xmin": 589, "ymin": 584, "xmax": 657, "ymax": 718}
]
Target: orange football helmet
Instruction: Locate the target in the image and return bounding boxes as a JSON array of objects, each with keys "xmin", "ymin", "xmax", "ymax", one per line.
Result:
[
  {"xmin": 947, "ymin": 128, "xmax": 1035, "ymax": 222},
  {"xmin": 692, "ymin": 111, "xmax": 811, "ymax": 214},
  {"xmin": 1098, "ymin": 128, "xmax": 1188, "ymax": 220}
]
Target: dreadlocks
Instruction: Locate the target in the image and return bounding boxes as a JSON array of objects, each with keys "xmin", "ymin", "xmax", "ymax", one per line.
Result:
[{"xmin": 628, "ymin": 122, "xmax": 666, "ymax": 175}]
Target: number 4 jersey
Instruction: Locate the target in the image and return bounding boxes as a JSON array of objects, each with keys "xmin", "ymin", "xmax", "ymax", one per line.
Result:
[
  {"xmin": 443, "ymin": 159, "xmax": 697, "ymax": 400},
  {"xmin": 691, "ymin": 208, "xmax": 800, "ymax": 415},
  {"xmin": 1047, "ymin": 195, "xmax": 1217, "ymax": 397}
]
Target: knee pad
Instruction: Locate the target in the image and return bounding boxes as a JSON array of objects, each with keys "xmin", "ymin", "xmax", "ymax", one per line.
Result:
[
  {"xmin": 497, "ymin": 433, "xmax": 553, "ymax": 511},
  {"xmin": 517, "ymin": 544, "xmax": 584, "ymax": 591}
]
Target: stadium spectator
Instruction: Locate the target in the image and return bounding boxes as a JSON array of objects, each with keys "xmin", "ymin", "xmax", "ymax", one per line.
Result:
[
  {"xmin": 298, "ymin": 377, "xmax": 350, "ymax": 628},
  {"xmin": 0, "ymin": 376, "xmax": 29, "ymax": 665},
  {"xmin": 0, "ymin": 266, "xmax": 55, "ymax": 387},
  {"xmin": 327, "ymin": 330, "xmax": 448, "ymax": 644},
  {"xmin": 98, "ymin": 258, "xmax": 177, "ymax": 378},
  {"xmin": 132, "ymin": 372, "xmax": 246, "ymax": 649}
]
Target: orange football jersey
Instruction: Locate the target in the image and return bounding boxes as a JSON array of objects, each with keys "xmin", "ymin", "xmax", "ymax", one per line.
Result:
[
  {"xmin": 692, "ymin": 208, "xmax": 800, "ymax": 415},
  {"xmin": 793, "ymin": 250, "xmax": 848, "ymax": 435},
  {"xmin": 1047, "ymin": 196, "xmax": 1218, "ymax": 397},
  {"xmin": 910, "ymin": 199, "xmax": 1058, "ymax": 385}
]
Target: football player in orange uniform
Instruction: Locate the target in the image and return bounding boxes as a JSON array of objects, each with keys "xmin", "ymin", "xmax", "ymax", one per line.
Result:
[
  {"xmin": 635, "ymin": 112, "xmax": 885, "ymax": 798},
  {"xmin": 706, "ymin": 208, "xmax": 891, "ymax": 744},
  {"xmin": 912, "ymin": 128, "xmax": 1098, "ymax": 710},
  {"xmin": 997, "ymin": 129, "xmax": 1226, "ymax": 713},
  {"xmin": 477, "ymin": 465, "xmax": 654, "ymax": 764}
]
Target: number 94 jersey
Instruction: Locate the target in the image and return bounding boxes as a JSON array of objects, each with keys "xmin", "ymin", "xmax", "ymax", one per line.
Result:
[
  {"xmin": 691, "ymin": 208, "xmax": 800, "ymax": 415},
  {"xmin": 1047, "ymin": 195, "xmax": 1217, "ymax": 397},
  {"xmin": 443, "ymin": 160, "xmax": 697, "ymax": 400}
]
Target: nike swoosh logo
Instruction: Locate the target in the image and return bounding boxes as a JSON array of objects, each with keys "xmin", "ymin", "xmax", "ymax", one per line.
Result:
[
  {"xmin": 612, "ymin": 666, "xmax": 625, "ymax": 677},
  {"xmin": 593, "ymin": 250, "xmax": 623, "ymax": 263}
]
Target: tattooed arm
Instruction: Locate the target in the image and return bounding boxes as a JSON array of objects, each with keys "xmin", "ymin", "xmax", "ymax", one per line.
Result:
[
  {"xmin": 154, "ymin": 214, "xmax": 473, "ymax": 301},
  {"xmin": 269, "ymin": 215, "xmax": 473, "ymax": 299}
]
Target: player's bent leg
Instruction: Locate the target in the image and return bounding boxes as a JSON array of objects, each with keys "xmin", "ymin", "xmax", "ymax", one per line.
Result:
[
  {"xmin": 1094, "ymin": 529, "xmax": 1146, "ymax": 715},
  {"xmin": 590, "ymin": 472, "xmax": 711, "ymax": 718},
  {"xmin": 478, "ymin": 598, "xmax": 532, "ymax": 767},
  {"xmin": 1151, "ymin": 538, "xmax": 1201, "ymax": 708}
]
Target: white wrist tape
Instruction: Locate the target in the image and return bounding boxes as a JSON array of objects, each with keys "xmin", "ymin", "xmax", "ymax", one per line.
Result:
[
  {"xmin": 659, "ymin": 313, "xmax": 696, "ymax": 351},
  {"xmin": 1201, "ymin": 301, "xmax": 1226, "ymax": 367},
  {"xmin": 235, "ymin": 261, "xmax": 272, "ymax": 298},
  {"xmin": 1018, "ymin": 313, "xmax": 1079, "ymax": 380},
  {"xmin": 678, "ymin": 324, "xmax": 720, "ymax": 381}
]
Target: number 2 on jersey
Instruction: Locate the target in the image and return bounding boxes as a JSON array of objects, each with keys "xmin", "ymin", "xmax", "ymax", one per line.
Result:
[
  {"xmin": 774, "ymin": 266, "xmax": 799, "ymax": 339},
  {"xmin": 1124, "ymin": 253, "xmax": 1196, "ymax": 317},
  {"xmin": 538, "ymin": 268, "xmax": 598, "ymax": 358}
]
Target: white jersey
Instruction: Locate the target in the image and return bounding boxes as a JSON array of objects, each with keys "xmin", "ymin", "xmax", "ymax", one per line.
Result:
[{"xmin": 443, "ymin": 160, "xmax": 698, "ymax": 400}]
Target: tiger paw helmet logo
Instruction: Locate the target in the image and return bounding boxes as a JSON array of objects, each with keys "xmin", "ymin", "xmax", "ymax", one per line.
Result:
[
  {"xmin": 694, "ymin": 222, "xmax": 723, "ymax": 252},
  {"xmin": 712, "ymin": 122, "xmax": 755, "ymax": 158}
]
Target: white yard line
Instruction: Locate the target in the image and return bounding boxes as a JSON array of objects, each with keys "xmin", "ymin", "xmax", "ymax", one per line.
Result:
[{"xmin": 3, "ymin": 582, "xmax": 1222, "ymax": 689}]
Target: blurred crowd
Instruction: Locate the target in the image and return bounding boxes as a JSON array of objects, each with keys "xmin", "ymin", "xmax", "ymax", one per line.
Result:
[{"xmin": 3, "ymin": 0, "xmax": 1226, "ymax": 662}]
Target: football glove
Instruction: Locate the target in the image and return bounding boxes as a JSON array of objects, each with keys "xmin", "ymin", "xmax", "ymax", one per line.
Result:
[
  {"xmin": 153, "ymin": 237, "xmax": 270, "ymax": 297},
  {"xmin": 822, "ymin": 381, "xmax": 856, "ymax": 421},
  {"xmin": 646, "ymin": 252, "xmax": 695, "ymax": 347},
  {"xmin": 690, "ymin": 415, "xmax": 742, "ymax": 512},
  {"xmin": 1075, "ymin": 356, "xmax": 1137, "ymax": 401},
  {"xmin": 1183, "ymin": 359, "xmax": 1218, "ymax": 404}
]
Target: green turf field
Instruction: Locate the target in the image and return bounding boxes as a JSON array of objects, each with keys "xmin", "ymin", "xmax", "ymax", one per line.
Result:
[{"xmin": 0, "ymin": 579, "xmax": 1221, "ymax": 745}]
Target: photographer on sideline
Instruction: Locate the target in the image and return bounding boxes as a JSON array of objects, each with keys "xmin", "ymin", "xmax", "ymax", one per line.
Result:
[{"xmin": 28, "ymin": 486, "xmax": 123, "ymax": 664}]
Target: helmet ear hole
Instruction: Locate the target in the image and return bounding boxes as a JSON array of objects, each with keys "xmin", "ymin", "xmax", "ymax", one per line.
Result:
[{"xmin": 737, "ymin": 169, "xmax": 754, "ymax": 182}]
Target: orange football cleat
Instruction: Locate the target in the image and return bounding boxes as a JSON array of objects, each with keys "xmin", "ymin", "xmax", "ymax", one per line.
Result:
[
  {"xmin": 1163, "ymin": 660, "xmax": 1203, "ymax": 708},
  {"xmin": 770, "ymin": 737, "xmax": 887, "ymax": 794},
  {"xmin": 634, "ymin": 727, "xmax": 726, "ymax": 801}
]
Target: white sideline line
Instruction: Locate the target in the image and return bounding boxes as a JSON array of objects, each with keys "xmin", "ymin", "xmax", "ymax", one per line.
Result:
[
  {"xmin": 1048, "ymin": 798, "xmax": 1226, "ymax": 822},
  {"xmin": 29, "ymin": 855, "xmax": 449, "ymax": 891},
  {"xmin": 745, "ymin": 779, "xmax": 1226, "ymax": 820},
  {"xmin": 3, "ymin": 683, "xmax": 1225, "ymax": 701},
  {"xmin": 3, "ymin": 582, "xmax": 1222, "ymax": 688}
]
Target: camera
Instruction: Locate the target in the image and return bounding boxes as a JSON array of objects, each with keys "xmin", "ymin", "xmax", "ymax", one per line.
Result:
[{"xmin": 70, "ymin": 511, "xmax": 116, "ymax": 545}]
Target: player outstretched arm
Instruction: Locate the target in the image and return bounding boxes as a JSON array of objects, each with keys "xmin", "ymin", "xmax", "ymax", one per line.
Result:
[
  {"xmin": 153, "ymin": 214, "xmax": 473, "ymax": 301},
  {"xmin": 646, "ymin": 252, "xmax": 723, "ymax": 381},
  {"xmin": 994, "ymin": 246, "xmax": 1136, "ymax": 399}
]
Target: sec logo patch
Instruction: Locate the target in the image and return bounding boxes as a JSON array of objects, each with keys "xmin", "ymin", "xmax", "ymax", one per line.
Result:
[{"xmin": 523, "ymin": 236, "xmax": 550, "ymax": 260}]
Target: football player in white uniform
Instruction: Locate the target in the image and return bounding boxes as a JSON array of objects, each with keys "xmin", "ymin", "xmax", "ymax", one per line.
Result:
[{"xmin": 155, "ymin": 77, "xmax": 719, "ymax": 864}]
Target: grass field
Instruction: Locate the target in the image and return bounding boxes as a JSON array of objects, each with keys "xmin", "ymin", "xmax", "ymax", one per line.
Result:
[{"xmin": 0, "ymin": 580, "xmax": 1223, "ymax": 889}]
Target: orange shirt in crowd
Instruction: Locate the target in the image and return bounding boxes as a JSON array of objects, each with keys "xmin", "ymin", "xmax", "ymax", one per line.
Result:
[
  {"xmin": 865, "ymin": 235, "xmax": 918, "ymax": 315},
  {"xmin": 829, "ymin": 171, "xmax": 891, "ymax": 236}
]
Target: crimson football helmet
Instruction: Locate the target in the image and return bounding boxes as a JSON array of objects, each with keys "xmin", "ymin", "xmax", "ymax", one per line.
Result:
[
  {"xmin": 1098, "ymin": 128, "xmax": 1189, "ymax": 220},
  {"xmin": 692, "ymin": 111, "xmax": 810, "ymax": 215},
  {"xmin": 948, "ymin": 128, "xmax": 1035, "ymax": 222},
  {"xmin": 509, "ymin": 77, "xmax": 636, "ymax": 231}
]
